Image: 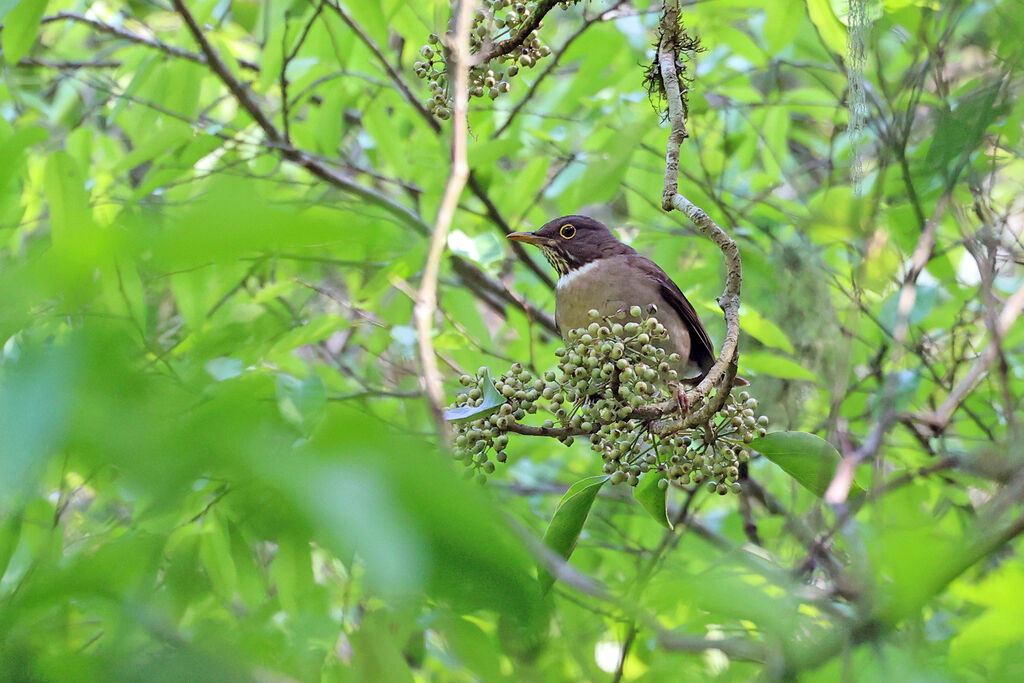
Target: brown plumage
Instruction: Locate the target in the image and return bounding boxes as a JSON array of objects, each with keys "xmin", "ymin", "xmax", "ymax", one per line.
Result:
[{"xmin": 508, "ymin": 214, "xmax": 717, "ymax": 379}]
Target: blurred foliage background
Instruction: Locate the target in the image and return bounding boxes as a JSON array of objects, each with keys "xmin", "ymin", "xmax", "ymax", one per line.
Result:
[{"xmin": 1, "ymin": 0, "xmax": 1023, "ymax": 680}]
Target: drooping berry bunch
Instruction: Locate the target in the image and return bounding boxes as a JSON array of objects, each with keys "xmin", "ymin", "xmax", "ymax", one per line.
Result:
[
  {"xmin": 655, "ymin": 391, "xmax": 768, "ymax": 495},
  {"xmin": 446, "ymin": 307, "xmax": 769, "ymax": 490},
  {"xmin": 414, "ymin": 1, "xmax": 579, "ymax": 119}
]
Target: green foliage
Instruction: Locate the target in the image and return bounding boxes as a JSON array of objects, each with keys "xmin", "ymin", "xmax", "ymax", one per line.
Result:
[
  {"xmin": 0, "ymin": 0, "xmax": 1022, "ymax": 680},
  {"xmin": 539, "ymin": 474, "xmax": 607, "ymax": 592},
  {"xmin": 750, "ymin": 431, "xmax": 863, "ymax": 498}
]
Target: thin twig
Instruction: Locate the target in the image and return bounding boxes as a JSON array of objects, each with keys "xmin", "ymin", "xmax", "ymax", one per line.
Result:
[
  {"xmin": 920, "ymin": 281, "xmax": 1024, "ymax": 430},
  {"xmin": 415, "ymin": 1, "xmax": 477, "ymax": 444},
  {"xmin": 41, "ymin": 10, "xmax": 259, "ymax": 71},
  {"xmin": 824, "ymin": 194, "xmax": 951, "ymax": 505}
]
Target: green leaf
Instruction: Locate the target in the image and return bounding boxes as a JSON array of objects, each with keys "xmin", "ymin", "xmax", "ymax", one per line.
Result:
[
  {"xmin": 634, "ymin": 472, "xmax": 672, "ymax": 529},
  {"xmin": 0, "ymin": 125, "xmax": 48, "ymax": 191},
  {"xmin": 804, "ymin": 0, "xmax": 847, "ymax": 54},
  {"xmin": 205, "ymin": 357, "xmax": 244, "ymax": 381},
  {"xmin": 198, "ymin": 512, "xmax": 238, "ymax": 600},
  {"xmin": 0, "ymin": 345, "xmax": 76, "ymax": 503},
  {"xmin": 267, "ymin": 314, "xmax": 349, "ymax": 356},
  {"xmin": 742, "ymin": 352, "xmax": 817, "ymax": 381},
  {"xmin": 539, "ymin": 475, "xmax": 608, "ymax": 592},
  {"xmin": 276, "ymin": 373, "xmax": 327, "ymax": 435},
  {"xmin": 43, "ymin": 151, "xmax": 95, "ymax": 246},
  {"xmin": 2, "ymin": 0, "xmax": 47, "ymax": 63},
  {"xmin": 0, "ymin": 508, "xmax": 23, "ymax": 581},
  {"xmin": 443, "ymin": 368, "xmax": 507, "ymax": 423},
  {"xmin": 925, "ymin": 80, "xmax": 1006, "ymax": 183},
  {"xmin": 0, "ymin": 0, "xmax": 22, "ymax": 23},
  {"xmin": 739, "ymin": 306, "xmax": 795, "ymax": 353},
  {"xmin": 750, "ymin": 431, "xmax": 864, "ymax": 498}
]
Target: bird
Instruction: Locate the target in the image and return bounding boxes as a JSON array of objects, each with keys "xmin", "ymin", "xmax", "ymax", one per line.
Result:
[{"xmin": 508, "ymin": 214, "xmax": 738, "ymax": 385}]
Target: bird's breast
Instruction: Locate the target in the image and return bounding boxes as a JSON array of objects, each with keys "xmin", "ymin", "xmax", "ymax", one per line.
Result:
[{"xmin": 555, "ymin": 257, "xmax": 694, "ymax": 374}]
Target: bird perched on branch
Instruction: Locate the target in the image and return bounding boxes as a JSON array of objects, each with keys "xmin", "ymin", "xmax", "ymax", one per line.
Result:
[{"xmin": 508, "ymin": 214, "xmax": 743, "ymax": 385}]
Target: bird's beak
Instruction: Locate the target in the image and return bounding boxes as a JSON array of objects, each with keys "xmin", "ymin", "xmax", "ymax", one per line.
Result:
[{"xmin": 507, "ymin": 231, "xmax": 551, "ymax": 246}]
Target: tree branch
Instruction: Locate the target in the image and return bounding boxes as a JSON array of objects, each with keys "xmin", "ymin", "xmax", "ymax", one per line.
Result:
[
  {"xmin": 171, "ymin": 0, "xmax": 282, "ymax": 142},
  {"xmin": 657, "ymin": 0, "xmax": 742, "ymax": 420},
  {"xmin": 415, "ymin": 1, "xmax": 477, "ymax": 443},
  {"xmin": 327, "ymin": 0, "xmax": 557, "ymax": 294}
]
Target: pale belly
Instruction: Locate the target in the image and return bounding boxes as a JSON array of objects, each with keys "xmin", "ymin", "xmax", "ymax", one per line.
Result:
[{"xmin": 555, "ymin": 261, "xmax": 695, "ymax": 375}]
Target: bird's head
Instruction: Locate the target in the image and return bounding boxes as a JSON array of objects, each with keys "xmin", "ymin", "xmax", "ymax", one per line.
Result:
[{"xmin": 507, "ymin": 215, "xmax": 631, "ymax": 276}]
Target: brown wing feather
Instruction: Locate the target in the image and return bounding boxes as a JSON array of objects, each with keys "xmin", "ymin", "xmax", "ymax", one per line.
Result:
[{"xmin": 629, "ymin": 255, "xmax": 716, "ymax": 373}]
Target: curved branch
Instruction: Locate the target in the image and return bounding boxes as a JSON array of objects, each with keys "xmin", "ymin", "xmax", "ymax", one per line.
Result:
[
  {"xmin": 415, "ymin": 1, "xmax": 477, "ymax": 443},
  {"xmin": 657, "ymin": 0, "xmax": 742, "ymax": 417}
]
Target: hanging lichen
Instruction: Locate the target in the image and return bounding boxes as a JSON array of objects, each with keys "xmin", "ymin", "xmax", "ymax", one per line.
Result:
[{"xmin": 848, "ymin": 0, "xmax": 870, "ymax": 195}]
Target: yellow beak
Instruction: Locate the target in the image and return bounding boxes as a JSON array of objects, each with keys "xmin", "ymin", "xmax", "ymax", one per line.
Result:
[{"xmin": 507, "ymin": 231, "xmax": 551, "ymax": 246}]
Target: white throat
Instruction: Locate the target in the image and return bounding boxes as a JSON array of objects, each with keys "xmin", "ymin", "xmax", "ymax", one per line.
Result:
[{"xmin": 556, "ymin": 260, "xmax": 602, "ymax": 292}]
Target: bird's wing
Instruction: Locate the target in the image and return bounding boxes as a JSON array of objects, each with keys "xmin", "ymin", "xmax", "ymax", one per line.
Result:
[{"xmin": 630, "ymin": 255, "xmax": 716, "ymax": 373}]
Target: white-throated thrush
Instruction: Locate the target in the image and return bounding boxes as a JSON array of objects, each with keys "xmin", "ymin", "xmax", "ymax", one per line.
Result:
[{"xmin": 509, "ymin": 214, "xmax": 728, "ymax": 382}]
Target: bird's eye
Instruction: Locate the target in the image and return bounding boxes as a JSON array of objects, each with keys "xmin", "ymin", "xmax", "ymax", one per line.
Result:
[{"xmin": 559, "ymin": 224, "xmax": 576, "ymax": 239}]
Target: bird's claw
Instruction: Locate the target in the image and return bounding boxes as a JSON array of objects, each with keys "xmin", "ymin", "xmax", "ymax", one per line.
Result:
[{"xmin": 674, "ymin": 384, "xmax": 690, "ymax": 416}]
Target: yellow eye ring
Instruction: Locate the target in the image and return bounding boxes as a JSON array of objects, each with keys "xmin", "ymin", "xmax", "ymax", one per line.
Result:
[{"xmin": 559, "ymin": 224, "xmax": 576, "ymax": 239}]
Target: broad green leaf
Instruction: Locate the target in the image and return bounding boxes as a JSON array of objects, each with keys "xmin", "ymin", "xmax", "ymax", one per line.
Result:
[
  {"xmin": 764, "ymin": 1, "xmax": 805, "ymax": 53},
  {"xmin": 750, "ymin": 431, "xmax": 864, "ymax": 498},
  {"xmin": 444, "ymin": 368, "xmax": 507, "ymax": 423},
  {"xmin": 739, "ymin": 306, "xmax": 795, "ymax": 353},
  {"xmin": 1, "ymin": 0, "xmax": 47, "ymax": 63},
  {"xmin": 267, "ymin": 314, "xmax": 349, "ymax": 356},
  {"xmin": 539, "ymin": 475, "xmax": 609, "ymax": 592},
  {"xmin": 742, "ymin": 352, "xmax": 817, "ymax": 381},
  {"xmin": 43, "ymin": 151, "xmax": 95, "ymax": 246},
  {"xmin": 198, "ymin": 513, "xmax": 238, "ymax": 600},
  {"xmin": 271, "ymin": 537, "xmax": 314, "ymax": 615},
  {"xmin": 805, "ymin": 0, "xmax": 847, "ymax": 54},
  {"xmin": 634, "ymin": 472, "xmax": 672, "ymax": 529}
]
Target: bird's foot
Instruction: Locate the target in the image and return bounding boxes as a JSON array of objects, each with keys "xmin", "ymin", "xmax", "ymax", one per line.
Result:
[{"xmin": 674, "ymin": 385, "xmax": 690, "ymax": 416}]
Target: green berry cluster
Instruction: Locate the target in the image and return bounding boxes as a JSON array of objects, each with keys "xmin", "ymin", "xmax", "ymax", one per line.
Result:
[
  {"xmin": 654, "ymin": 391, "xmax": 768, "ymax": 495},
  {"xmin": 446, "ymin": 307, "xmax": 769, "ymax": 492},
  {"xmin": 414, "ymin": 1, "xmax": 578, "ymax": 119},
  {"xmin": 451, "ymin": 362, "xmax": 551, "ymax": 484}
]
